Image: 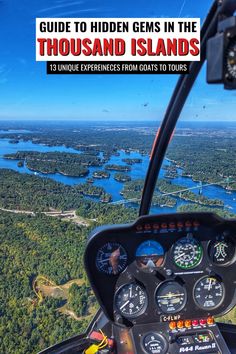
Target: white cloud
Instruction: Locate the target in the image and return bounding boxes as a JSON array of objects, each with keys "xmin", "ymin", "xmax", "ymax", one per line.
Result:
[{"xmin": 38, "ymin": 1, "xmax": 84, "ymax": 14}]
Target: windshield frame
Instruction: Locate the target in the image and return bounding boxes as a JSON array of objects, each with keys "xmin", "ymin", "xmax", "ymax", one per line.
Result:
[{"xmin": 139, "ymin": 0, "xmax": 236, "ymax": 216}]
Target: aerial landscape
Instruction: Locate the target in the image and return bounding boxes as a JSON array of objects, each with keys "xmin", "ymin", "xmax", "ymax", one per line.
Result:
[{"xmin": 0, "ymin": 120, "xmax": 236, "ymax": 353}]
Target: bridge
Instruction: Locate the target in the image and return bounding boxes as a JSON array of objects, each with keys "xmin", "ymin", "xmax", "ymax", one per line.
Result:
[{"xmin": 110, "ymin": 178, "xmax": 235, "ymax": 205}]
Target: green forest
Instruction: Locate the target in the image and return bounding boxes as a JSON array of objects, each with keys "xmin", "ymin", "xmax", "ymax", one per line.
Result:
[
  {"xmin": 0, "ymin": 211, "xmax": 90, "ymax": 353},
  {"xmin": 0, "ymin": 169, "xmax": 112, "ymax": 211},
  {"xmin": 0, "ymin": 198, "xmax": 136, "ymax": 353}
]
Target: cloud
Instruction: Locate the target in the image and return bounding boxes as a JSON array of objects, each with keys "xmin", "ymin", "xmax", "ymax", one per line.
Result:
[
  {"xmin": 50, "ymin": 8, "xmax": 102, "ymax": 16},
  {"xmin": 178, "ymin": 0, "xmax": 187, "ymax": 17},
  {"xmin": 38, "ymin": 1, "xmax": 84, "ymax": 14}
]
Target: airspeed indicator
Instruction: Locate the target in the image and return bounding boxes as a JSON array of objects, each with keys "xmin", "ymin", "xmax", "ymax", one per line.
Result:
[{"xmin": 173, "ymin": 236, "xmax": 203, "ymax": 269}]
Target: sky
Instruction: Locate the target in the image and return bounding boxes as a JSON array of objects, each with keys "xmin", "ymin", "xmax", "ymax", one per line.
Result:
[{"xmin": 0, "ymin": 0, "xmax": 235, "ymax": 121}]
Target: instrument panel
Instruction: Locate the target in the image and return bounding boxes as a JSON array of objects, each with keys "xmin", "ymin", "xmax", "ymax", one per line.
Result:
[{"xmin": 84, "ymin": 213, "xmax": 236, "ymax": 326}]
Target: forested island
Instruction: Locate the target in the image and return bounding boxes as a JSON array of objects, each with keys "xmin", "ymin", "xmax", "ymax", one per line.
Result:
[
  {"xmin": 114, "ymin": 173, "xmax": 131, "ymax": 182},
  {"xmin": 122, "ymin": 158, "xmax": 142, "ymax": 165},
  {"xmin": 105, "ymin": 164, "xmax": 131, "ymax": 172},
  {"xmin": 4, "ymin": 151, "xmax": 102, "ymax": 177},
  {"xmin": 92, "ymin": 170, "xmax": 110, "ymax": 179},
  {"xmin": 120, "ymin": 179, "xmax": 177, "ymax": 207}
]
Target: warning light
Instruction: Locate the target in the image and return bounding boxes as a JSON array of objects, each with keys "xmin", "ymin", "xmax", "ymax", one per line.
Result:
[
  {"xmin": 207, "ymin": 317, "xmax": 214, "ymax": 325},
  {"xmin": 177, "ymin": 320, "xmax": 184, "ymax": 329},
  {"xmin": 192, "ymin": 319, "xmax": 199, "ymax": 326},
  {"xmin": 185, "ymin": 320, "xmax": 192, "ymax": 328},
  {"xmin": 169, "ymin": 322, "xmax": 176, "ymax": 330}
]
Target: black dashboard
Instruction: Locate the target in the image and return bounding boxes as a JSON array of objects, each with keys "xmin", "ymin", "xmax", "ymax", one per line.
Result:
[
  {"xmin": 84, "ymin": 213, "xmax": 236, "ymax": 354},
  {"xmin": 85, "ymin": 213, "xmax": 236, "ymax": 323}
]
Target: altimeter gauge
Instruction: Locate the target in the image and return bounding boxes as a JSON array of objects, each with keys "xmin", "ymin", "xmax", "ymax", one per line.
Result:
[{"xmin": 96, "ymin": 242, "xmax": 128, "ymax": 275}]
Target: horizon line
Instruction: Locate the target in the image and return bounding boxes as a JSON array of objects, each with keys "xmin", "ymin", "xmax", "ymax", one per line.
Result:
[{"xmin": 0, "ymin": 119, "xmax": 236, "ymax": 123}]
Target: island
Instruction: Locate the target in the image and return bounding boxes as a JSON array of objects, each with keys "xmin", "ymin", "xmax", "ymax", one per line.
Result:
[
  {"xmin": 122, "ymin": 158, "xmax": 142, "ymax": 165},
  {"xmin": 120, "ymin": 179, "xmax": 176, "ymax": 207},
  {"xmin": 86, "ymin": 177, "xmax": 94, "ymax": 184},
  {"xmin": 114, "ymin": 173, "xmax": 131, "ymax": 182},
  {"xmin": 105, "ymin": 164, "xmax": 131, "ymax": 172},
  {"xmin": 92, "ymin": 170, "xmax": 110, "ymax": 179},
  {"xmin": 17, "ymin": 161, "xmax": 24, "ymax": 167},
  {"xmin": 3, "ymin": 151, "xmax": 104, "ymax": 177}
]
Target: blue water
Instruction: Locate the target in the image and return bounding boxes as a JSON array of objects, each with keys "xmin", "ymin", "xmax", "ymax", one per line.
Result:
[{"xmin": 0, "ymin": 138, "xmax": 235, "ymax": 215}]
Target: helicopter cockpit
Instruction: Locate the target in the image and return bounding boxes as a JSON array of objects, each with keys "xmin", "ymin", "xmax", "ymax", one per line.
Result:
[{"xmin": 40, "ymin": 1, "xmax": 236, "ymax": 353}]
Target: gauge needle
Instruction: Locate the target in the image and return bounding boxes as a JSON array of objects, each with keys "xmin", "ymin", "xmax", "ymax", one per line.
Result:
[
  {"xmin": 99, "ymin": 258, "xmax": 115, "ymax": 263},
  {"xmin": 208, "ymin": 278, "xmax": 212, "ymax": 291},
  {"xmin": 175, "ymin": 253, "xmax": 186, "ymax": 260},
  {"xmin": 120, "ymin": 300, "xmax": 130, "ymax": 310},
  {"xmin": 129, "ymin": 287, "xmax": 132, "ymax": 298}
]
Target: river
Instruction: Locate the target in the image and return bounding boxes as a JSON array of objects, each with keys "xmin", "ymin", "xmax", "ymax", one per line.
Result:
[{"xmin": 0, "ymin": 137, "xmax": 235, "ymax": 215}]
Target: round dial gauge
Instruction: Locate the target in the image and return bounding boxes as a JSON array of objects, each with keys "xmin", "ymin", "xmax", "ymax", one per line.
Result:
[
  {"xmin": 173, "ymin": 236, "xmax": 203, "ymax": 269},
  {"xmin": 226, "ymin": 39, "xmax": 236, "ymax": 79},
  {"xmin": 156, "ymin": 281, "xmax": 187, "ymax": 314},
  {"xmin": 209, "ymin": 236, "xmax": 235, "ymax": 266},
  {"xmin": 194, "ymin": 276, "xmax": 224, "ymax": 310},
  {"xmin": 136, "ymin": 240, "xmax": 165, "ymax": 269},
  {"xmin": 115, "ymin": 283, "xmax": 148, "ymax": 318},
  {"xmin": 96, "ymin": 242, "xmax": 127, "ymax": 275},
  {"xmin": 142, "ymin": 332, "xmax": 168, "ymax": 354}
]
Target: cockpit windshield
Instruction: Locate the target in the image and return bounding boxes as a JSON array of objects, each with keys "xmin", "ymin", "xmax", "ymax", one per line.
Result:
[{"xmin": 150, "ymin": 65, "xmax": 236, "ymax": 219}]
